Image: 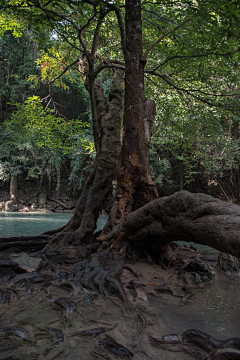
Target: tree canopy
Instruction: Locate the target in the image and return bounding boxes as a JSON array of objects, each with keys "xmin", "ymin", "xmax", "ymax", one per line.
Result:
[{"xmin": 1, "ymin": 0, "xmax": 240, "ymax": 209}]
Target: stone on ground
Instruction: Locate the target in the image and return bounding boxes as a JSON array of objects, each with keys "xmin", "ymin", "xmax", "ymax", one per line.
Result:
[{"xmin": 10, "ymin": 253, "xmax": 43, "ymax": 272}]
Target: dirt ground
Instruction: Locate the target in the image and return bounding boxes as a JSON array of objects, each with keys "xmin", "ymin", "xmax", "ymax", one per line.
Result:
[{"xmin": 0, "ymin": 247, "xmax": 239, "ymax": 360}]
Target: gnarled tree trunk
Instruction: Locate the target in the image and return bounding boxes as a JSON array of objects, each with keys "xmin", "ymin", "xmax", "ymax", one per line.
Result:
[
  {"xmin": 44, "ymin": 70, "xmax": 123, "ymax": 246},
  {"xmin": 100, "ymin": 190, "xmax": 240, "ymax": 259}
]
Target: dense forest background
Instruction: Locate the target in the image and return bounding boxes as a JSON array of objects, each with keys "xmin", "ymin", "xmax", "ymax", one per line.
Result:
[
  {"xmin": 1, "ymin": 2, "xmax": 240, "ymax": 212},
  {"xmin": 0, "ymin": 27, "xmax": 94, "ymax": 209}
]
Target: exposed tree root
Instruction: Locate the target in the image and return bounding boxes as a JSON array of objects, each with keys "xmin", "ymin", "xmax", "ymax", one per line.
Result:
[
  {"xmin": 0, "ymin": 240, "xmax": 49, "ymax": 251},
  {"xmin": 0, "ymin": 236, "xmax": 129, "ymax": 309},
  {"xmin": 43, "ymin": 336, "xmax": 68, "ymax": 360},
  {"xmin": 99, "ymin": 190, "xmax": 240, "ymax": 259},
  {"xmin": 150, "ymin": 329, "xmax": 240, "ymax": 359},
  {"xmin": 95, "ymin": 335, "xmax": 135, "ymax": 359},
  {"xmin": 2, "ymin": 190, "xmax": 240, "ymax": 314},
  {"xmin": 77, "ymin": 252, "xmax": 130, "ymax": 309},
  {"xmin": 0, "ymin": 235, "xmax": 49, "ymax": 243}
]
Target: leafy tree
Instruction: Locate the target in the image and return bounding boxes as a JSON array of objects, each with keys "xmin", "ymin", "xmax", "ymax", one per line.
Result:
[
  {"xmin": 1, "ymin": 0, "xmax": 240, "ymax": 251},
  {"xmin": 0, "ymin": 28, "xmax": 40, "ymax": 121},
  {"xmin": 0, "ymin": 96, "xmax": 93, "ymax": 202},
  {"xmin": 0, "ymin": 20, "xmax": 89, "ymax": 122},
  {"xmin": 150, "ymin": 85, "xmax": 240, "ymax": 190},
  {"xmin": 0, "ymin": 16, "xmax": 93, "ymax": 202}
]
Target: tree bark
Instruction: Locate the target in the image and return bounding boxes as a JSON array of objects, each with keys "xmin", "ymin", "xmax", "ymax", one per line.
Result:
[
  {"xmin": 10, "ymin": 174, "xmax": 19, "ymax": 204},
  {"xmin": 100, "ymin": 190, "xmax": 240, "ymax": 259},
  {"xmin": 105, "ymin": 0, "xmax": 158, "ymax": 231},
  {"xmin": 44, "ymin": 70, "xmax": 123, "ymax": 245}
]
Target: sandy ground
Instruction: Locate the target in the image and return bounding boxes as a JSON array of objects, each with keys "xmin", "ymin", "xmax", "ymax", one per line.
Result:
[{"xmin": 0, "ymin": 248, "xmax": 239, "ymax": 360}]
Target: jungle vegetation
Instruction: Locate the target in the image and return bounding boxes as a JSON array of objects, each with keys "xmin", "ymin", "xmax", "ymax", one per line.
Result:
[{"xmin": 0, "ymin": 0, "xmax": 240, "ymax": 252}]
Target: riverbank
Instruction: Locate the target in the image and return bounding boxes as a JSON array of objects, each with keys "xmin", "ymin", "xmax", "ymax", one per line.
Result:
[
  {"xmin": 0, "ymin": 187, "xmax": 77, "ymax": 213},
  {"xmin": 0, "ymin": 245, "xmax": 239, "ymax": 360},
  {"xmin": 1, "ymin": 175, "xmax": 240, "ymax": 215},
  {"xmin": 0, "ymin": 182, "xmax": 111, "ymax": 214}
]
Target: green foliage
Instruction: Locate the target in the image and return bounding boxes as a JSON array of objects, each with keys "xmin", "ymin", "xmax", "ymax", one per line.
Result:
[
  {"xmin": 0, "ymin": 96, "xmax": 94, "ymax": 191},
  {"xmin": 0, "ymin": 13, "xmax": 23, "ymax": 37},
  {"xmin": 1, "ymin": 0, "xmax": 240, "ymax": 196},
  {"xmin": 0, "ymin": 29, "xmax": 42, "ymax": 112},
  {"xmin": 149, "ymin": 145, "xmax": 172, "ymax": 187},
  {"xmin": 6, "ymin": 96, "xmax": 89, "ymax": 149},
  {"xmin": 150, "ymin": 90, "xmax": 240, "ymax": 187},
  {"xmin": 141, "ymin": 0, "xmax": 240, "ymax": 188},
  {"xmin": 0, "ymin": 18, "xmax": 92, "ymax": 194}
]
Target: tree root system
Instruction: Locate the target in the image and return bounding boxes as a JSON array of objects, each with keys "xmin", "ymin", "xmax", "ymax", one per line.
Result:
[
  {"xmin": 150, "ymin": 329, "xmax": 240, "ymax": 359},
  {"xmin": 1, "ymin": 202, "xmax": 240, "ymax": 359}
]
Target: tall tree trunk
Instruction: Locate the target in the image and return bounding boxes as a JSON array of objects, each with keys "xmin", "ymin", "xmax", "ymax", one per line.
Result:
[
  {"xmin": 104, "ymin": 0, "xmax": 158, "ymax": 232},
  {"xmin": 10, "ymin": 174, "xmax": 19, "ymax": 204}
]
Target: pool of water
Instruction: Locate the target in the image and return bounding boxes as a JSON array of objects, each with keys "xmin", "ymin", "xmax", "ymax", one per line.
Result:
[
  {"xmin": 160, "ymin": 270, "xmax": 240, "ymax": 339},
  {"xmin": 0, "ymin": 212, "xmax": 108, "ymax": 237},
  {"xmin": 178, "ymin": 240, "xmax": 218, "ymax": 253},
  {"xmin": 0, "ymin": 213, "xmax": 218, "ymax": 253}
]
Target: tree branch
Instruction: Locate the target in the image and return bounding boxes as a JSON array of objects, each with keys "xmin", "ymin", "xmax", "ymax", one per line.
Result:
[
  {"xmin": 94, "ymin": 63, "xmax": 125, "ymax": 78},
  {"xmin": 145, "ymin": 70, "xmax": 240, "ymax": 111},
  {"xmin": 48, "ymin": 23, "xmax": 82, "ymax": 51},
  {"xmin": 143, "ymin": 17, "xmax": 191, "ymax": 60},
  {"xmin": 95, "ymin": 55, "xmax": 124, "ymax": 66},
  {"xmin": 152, "ymin": 48, "xmax": 240, "ymax": 71},
  {"xmin": 91, "ymin": 8, "xmax": 108, "ymax": 57},
  {"xmin": 30, "ymin": 1, "xmax": 82, "ymax": 32},
  {"xmin": 115, "ymin": 6, "xmax": 127, "ymax": 57},
  {"xmin": 48, "ymin": 59, "xmax": 79, "ymax": 85}
]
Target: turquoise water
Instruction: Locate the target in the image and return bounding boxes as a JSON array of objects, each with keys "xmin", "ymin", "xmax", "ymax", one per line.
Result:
[
  {"xmin": 0, "ymin": 212, "xmax": 217, "ymax": 253},
  {"xmin": 178, "ymin": 240, "xmax": 218, "ymax": 253},
  {"xmin": 0, "ymin": 212, "xmax": 108, "ymax": 238}
]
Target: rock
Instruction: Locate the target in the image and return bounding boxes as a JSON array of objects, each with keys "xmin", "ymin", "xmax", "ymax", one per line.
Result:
[
  {"xmin": 30, "ymin": 202, "xmax": 39, "ymax": 210},
  {"xmin": 102, "ymin": 241, "xmax": 109, "ymax": 250},
  {"xmin": 27, "ymin": 196, "xmax": 37, "ymax": 205},
  {"xmin": 10, "ymin": 253, "xmax": 43, "ymax": 272},
  {"xmin": 38, "ymin": 191, "xmax": 47, "ymax": 205},
  {"xmin": 185, "ymin": 258, "xmax": 215, "ymax": 280},
  {"xmin": 193, "ymin": 272, "xmax": 203, "ymax": 286},
  {"xmin": 18, "ymin": 206, "xmax": 29, "ymax": 212},
  {"xmin": 16, "ymin": 203, "xmax": 25, "ymax": 211},
  {"xmin": 217, "ymin": 252, "xmax": 240, "ymax": 273},
  {"xmin": 2, "ymin": 200, "xmax": 14, "ymax": 212},
  {"xmin": 161, "ymin": 250, "xmax": 177, "ymax": 262},
  {"xmin": 136, "ymin": 287, "xmax": 148, "ymax": 302},
  {"xmin": 46, "ymin": 200, "xmax": 58, "ymax": 210},
  {"xmin": 179, "ymin": 258, "xmax": 215, "ymax": 286}
]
